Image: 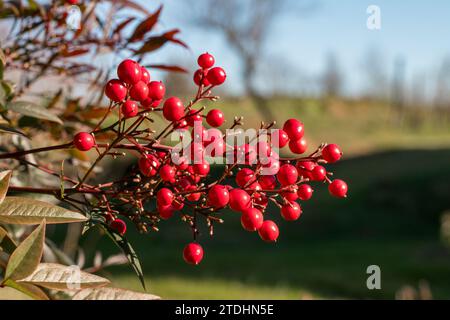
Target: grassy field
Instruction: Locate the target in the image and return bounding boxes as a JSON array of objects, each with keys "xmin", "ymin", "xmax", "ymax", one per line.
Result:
[{"xmin": 78, "ymin": 98, "xmax": 450, "ymax": 299}]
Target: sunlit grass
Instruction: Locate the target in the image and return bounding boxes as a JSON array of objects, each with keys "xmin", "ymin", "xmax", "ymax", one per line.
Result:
[{"xmin": 112, "ymin": 276, "xmax": 314, "ymax": 300}]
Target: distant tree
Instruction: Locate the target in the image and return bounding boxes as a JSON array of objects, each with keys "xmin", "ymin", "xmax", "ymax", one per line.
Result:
[
  {"xmin": 322, "ymin": 52, "xmax": 344, "ymax": 98},
  {"xmin": 190, "ymin": 0, "xmax": 282, "ymax": 119},
  {"xmin": 162, "ymin": 59, "xmax": 193, "ymax": 98},
  {"xmin": 189, "ymin": 0, "xmax": 315, "ymax": 120},
  {"xmin": 434, "ymin": 55, "xmax": 450, "ymax": 110},
  {"xmin": 361, "ymin": 47, "xmax": 389, "ymax": 100},
  {"xmin": 390, "ymin": 56, "xmax": 406, "ymax": 124}
]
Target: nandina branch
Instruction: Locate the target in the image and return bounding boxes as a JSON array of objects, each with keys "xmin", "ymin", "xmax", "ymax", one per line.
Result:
[
  {"xmin": 8, "ymin": 186, "xmax": 112, "ymax": 195},
  {"xmin": 0, "ymin": 143, "xmax": 72, "ymax": 160}
]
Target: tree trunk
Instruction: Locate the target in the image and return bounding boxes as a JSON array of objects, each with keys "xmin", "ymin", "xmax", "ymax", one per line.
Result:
[{"xmin": 243, "ymin": 57, "xmax": 276, "ymax": 122}]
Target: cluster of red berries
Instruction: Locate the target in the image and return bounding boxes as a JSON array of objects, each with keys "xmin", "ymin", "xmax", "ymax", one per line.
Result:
[
  {"xmin": 70, "ymin": 52, "xmax": 347, "ymax": 266},
  {"xmin": 193, "ymin": 53, "xmax": 227, "ymax": 87},
  {"xmin": 104, "ymin": 59, "xmax": 166, "ymax": 113}
]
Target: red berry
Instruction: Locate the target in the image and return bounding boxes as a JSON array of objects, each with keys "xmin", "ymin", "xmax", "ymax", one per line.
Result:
[
  {"xmin": 141, "ymin": 98, "xmax": 159, "ymax": 109},
  {"xmin": 193, "ymin": 69, "xmax": 211, "ymax": 86},
  {"xmin": 186, "ymin": 109, "xmax": 203, "ymax": 127},
  {"xmin": 206, "ymin": 67, "xmax": 226, "ymax": 86},
  {"xmin": 289, "ymin": 138, "xmax": 307, "ymax": 154},
  {"xmin": 234, "ymin": 144, "xmax": 257, "ymax": 165},
  {"xmin": 262, "ymin": 156, "xmax": 281, "ymax": 175},
  {"xmin": 258, "ymin": 175, "xmax": 277, "ymax": 190},
  {"xmin": 247, "ymin": 181, "xmax": 262, "ymax": 196},
  {"xmin": 129, "ymin": 81, "xmax": 149, "ymax": 102},
  {"xmin": 188, "ymin": 142, "xmax": 205, "ymax": 163},
  {"xmin": 183, "ymin": 243, "xmax": 204, "ymax": 265},
  {"xmin": 139, "ymin": 155, "xmax": 160, "ymax": 177},
  {"xmin": 140, "ymin": 67, "xmax": 151, "ymax": 84},
  {"xmin": 198, "ymin": 52, "xmax": 215, "ymax": 69},
  {"xmin": 329, "ymin": 179, "xmax": 348, "ymax": 198},
  {"xmin": 163, "ymin": 97, "xmax": 184, "ymax": 122},
  {"xmin": 157, "ymin": 188, "xmax": 174, "ymax": 206},
  {"xmin": 206, "ymin": 135, "xmax": 226, "ymax": 157},
  {"xmin": 206, "ymin": 109, "xmax": 225, "ymax": 127},
  {"xmin": 272, "ymin": 129, "xmax": 289, "ymax": 148},
  {"xmin": 105, "ymin": 79, "xmax": 127, "ymax": 102},
  {"xmin": 121, "ymin": 100, "xmax": 139, "ymax": 118},
  {"xmin": 311, "ymin": 165, "xmax": 327, "ymax": 181},
  {"xmin": 235, "ymin": 168, "xmax": 255, "ymax": 188},
  {"xmin": 258, "ymin": 220, "xmax": 279, "ymax": 242},
  {"xmin": 281, "ymin": 185, "xmax": 298, "ymax": 201},
  {"xmin": 281, "ymin": 201, "xmax": 302, "ymax": 221},
  {"xmin": 175, "ymin": 156, "xmax": 189, "ymax": 171},
  {"xmin": 283, "ymin": 119, "xmax": 304, "ymax": 140},
  {"xmin": 297, "ymin": 184, "xmax": 313, "ymax": 201},
  {"xmin": 277, "ymin": 164, "xmax": 298, "ymax": 186},
  {"xmin": 66, "ymin": 0, "xmax": 78, "ymax": 4},
  {"xmin": 172, "ymin": 199, "xmax": 185, "ymax": 211},
  {"xmin": 186, "ymin": 186, "xmax": 201, "ymax": 202},
  {"xmin": 322, "ymin": 144, "xmax": 342, "ymax": 163},
  {"xmin": 175, "ymin": 119, "xmax": 189, "ymax": 130},
  {"xmin": 158, "ymin": 204, "xmax": 174, "ymax": 220},
  {"xmin": 229, "ymin": 189, "xmax": 251, "ymax": 212},
  {"xmin": 110, "ymin": 219, "xmax": 127, "ymax": 235},
  {"xmin": 193, "ymin": 161, "xmax": 210, "ymax": 176},
  {"xmin": 117, "ymin": 59, "xmax": 141, "ymax": 85},
  {"xmin": 207, "ymin": 184, "xmax": 230, "ymax": 208},
  {"xmin": 148, "ymin": 81, "xmax": 166, "ymax": 100},
  {"xmin": 254, "ymin": 194, "xmax": 269, "ymax": 209},
  {"xmin": 296, "ymin": 161, "xmax": 316, "ymax": 179},
  {"xmin": 241, "ymin": 208, "xmax": 264, "ymax": 232},
  {"xmin": 156, "ymin": 150, "xmax": 167, "ymax": 160},
  {"xmin": 160, "ymin": 164, "xmax": 176, "ymax": 183},
  {"xmin": 73, "ymin": 132, "xmax": 95, "ymax": 151}
]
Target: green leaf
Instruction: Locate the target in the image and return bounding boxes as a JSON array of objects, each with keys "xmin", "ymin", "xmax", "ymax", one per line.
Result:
[
  {"xmin": 0, "ymin": 225, "xmax": 17, "ymax": 254},
  {"xmin": 27, "ymin": 0, "xmax": 39, "ymax": 10},
  {"xmin": 101, "ymin": 224, "xmax": 146, "ymax": 290},
  {"xmin": 4, "ymin": 220, "xmax": 45, "ymax": 280},
  {"xmin": 2, "ymin": 279, "xmax": 49, "ymax": 300},
  {"xmin": 1, "ymin": 80, "xmax": 15, "ymax": 98},
  {"xmin": 0, "ymin": 170, "xmax": 12, "ymax": 203},
  {"xmin": 0, "ymin": 196, "xmax": 87, "ymax": 225},
  {"xmin": 0, "ymin": 82, "xmax": 5, "ymax": 104},
  {"xmin": 17, "ymin": 263, "xmax": 110, "ymax": 290},
  {"xmin": 0, "ymin": 48, "xmax": 5, "ymax": 66},
  {"xmin": 7, "ymin": 101, "xmax": 63, "ymax": 124},
  {"xmin": 72, "ymin": 287, "xmax": 160, "ymax": 300}
]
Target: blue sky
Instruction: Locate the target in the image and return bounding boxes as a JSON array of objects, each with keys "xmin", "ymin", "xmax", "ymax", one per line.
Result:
[{"xmin": 137, "ymin": 0, "xmax": 450, "ymax": 96}]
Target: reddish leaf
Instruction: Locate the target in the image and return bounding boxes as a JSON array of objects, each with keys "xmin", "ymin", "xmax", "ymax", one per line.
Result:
[
  {"xmin": 145, "ymin": 64, "xmax": 188, "ymax": 73},
  {"xmin": 135, "ymin": 29, "xmax": 187, "ymax": 54},
  {"xmin": 130, "ymin": 5, "xmax": 162, "ymax": 42},
  {"xmin": 115, "ymin": 0, "xmax": 151, "ymax": 15},
  {"xmin": 162, "ymin": 29, "xmax": 188, "ymax": 48},
  {"xmin": 113, "ymin": 17, "xmax": 136, "ymax": 36}
]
